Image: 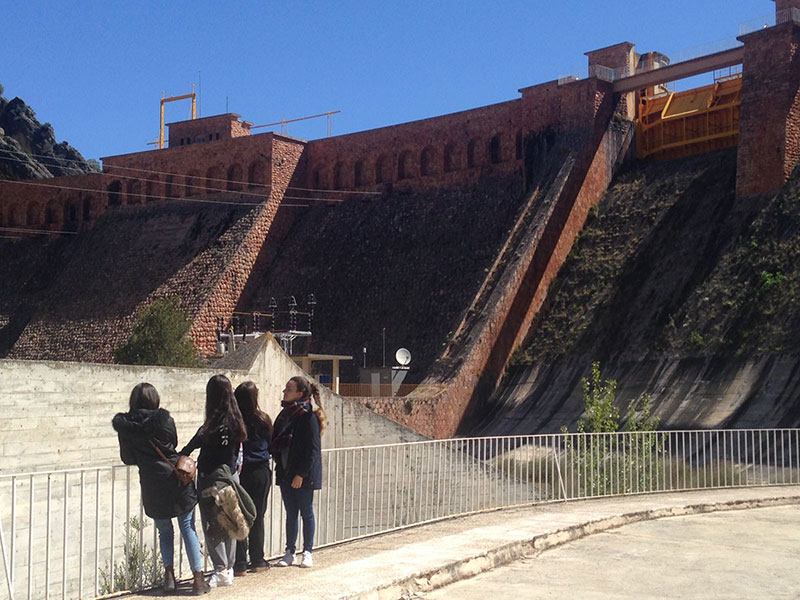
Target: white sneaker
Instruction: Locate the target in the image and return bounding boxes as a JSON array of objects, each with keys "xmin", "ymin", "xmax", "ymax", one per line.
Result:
[
  {"xmin": 277, "ymin": 551, "xmax": 295, "ymax": 567},
  {"xmin": 208, "ymin": 568, "xmax": 233, "ymax": 587},
  {"xmin": 300, "ymin": 551, "xmax": 313, "ymax": 568}
]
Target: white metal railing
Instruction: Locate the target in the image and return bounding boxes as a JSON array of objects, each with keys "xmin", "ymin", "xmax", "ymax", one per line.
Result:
[
  {"xmin": 1, "ymin": 429, "xmax": 798, "ymax": 599},
  {"xmin": 739, "ymin": 8, "xmax": 800, "ymax": 36}
]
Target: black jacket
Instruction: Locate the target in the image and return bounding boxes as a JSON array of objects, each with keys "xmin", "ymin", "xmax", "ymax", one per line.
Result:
[
  {"xmin": 274, "ymin": 410, "xmax": 322, "ymax": 490},
  {"xmin": 180, "ymin": 425, "xmax": 239, "ymax": 476},
  {"xmin": 112, "ymin": 408, "xmax": 198, "ymax": 520}
]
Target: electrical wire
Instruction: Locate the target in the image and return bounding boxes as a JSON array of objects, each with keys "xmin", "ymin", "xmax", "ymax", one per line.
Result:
[
  {"xmin": 0, "ymin": 176, "xmax": 380, "ymax": 207},
  {"xmin": 0, "ymin": 147, "xmax": 383, "ymax": 196},
  {"xmin": 0, "ymin": 151, "xmax": 352, "ymax": 204},
  {"xmin": 0, "ymin": 226, "xmax": 78, "ymax": 236}
]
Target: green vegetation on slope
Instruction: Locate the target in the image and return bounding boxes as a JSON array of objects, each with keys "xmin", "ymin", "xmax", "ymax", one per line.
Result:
[
  {"xmin": 114, "ymin": 297, "xmax": 201, "ymax": 368},
  {"xmin": 513, "ymin": 147, "xmax": 800, "ymax": 365}
]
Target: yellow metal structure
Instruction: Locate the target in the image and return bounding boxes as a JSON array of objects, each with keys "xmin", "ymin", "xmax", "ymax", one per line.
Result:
[
  {"xmin": 636, "ymin": 74, "xmax": 741, "ymax": 161},
  {"xmin": 158, "ymin": 86, "xmax": 197, "ymax": 149}
]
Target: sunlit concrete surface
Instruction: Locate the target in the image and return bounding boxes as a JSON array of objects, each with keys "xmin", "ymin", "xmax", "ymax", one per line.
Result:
[
  {"xmin": 121, "ymin": 487, "xmax": 800, "ymax": 600},
  {"xmin": 424, "ymin": 504, "xmax": 800, "ymax": 599}
]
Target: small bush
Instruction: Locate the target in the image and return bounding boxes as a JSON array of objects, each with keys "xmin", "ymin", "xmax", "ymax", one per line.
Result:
[
  {"xmin": 99, "ymin": 517, "xmax": 161, "ymax": 595},
  {"xmin": 114, "ymin": 297, "xmax": 201, "ymax": 367}
]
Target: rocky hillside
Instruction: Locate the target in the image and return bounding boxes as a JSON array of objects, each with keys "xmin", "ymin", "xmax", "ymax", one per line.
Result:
[
  {"xmin": 512, "ymin": 147, "xmax": 800, "ymax": 365},
  {"xmin": 0, "ymin": 87, "xmax": 96, "ymax": 180}
]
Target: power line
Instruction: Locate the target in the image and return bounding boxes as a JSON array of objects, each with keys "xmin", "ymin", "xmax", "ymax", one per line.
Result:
[
  {"xmin": 0, "ymin": 178, "xmax": 323, "ymax": 208},
  {"xmin": 0, "ymin": 147, "xmax": 383, "ymax": 196},
  {"xmin": 0, "ymin": 152, "xmax": 336, "ymax": 204},
  {"xmin": 0, "ymin": 226, "xmax": 78, "ymax": 236}
]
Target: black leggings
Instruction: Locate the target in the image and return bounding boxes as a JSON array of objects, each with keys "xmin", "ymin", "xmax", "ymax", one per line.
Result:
[{"xmin": 234, "ymin": 462, "xmax": 271, "ymax": 570}]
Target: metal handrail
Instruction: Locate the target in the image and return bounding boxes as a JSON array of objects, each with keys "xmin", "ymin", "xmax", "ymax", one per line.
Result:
[{"xmin": 1, "ymin": 429, "xmax": 797, "ymax": 599}]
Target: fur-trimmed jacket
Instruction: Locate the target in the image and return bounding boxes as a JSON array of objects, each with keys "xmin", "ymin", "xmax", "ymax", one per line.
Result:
[
  {"xmin": 198, "ymin": 464, "xmax": 256, "ymax": 541},
  {"xmin": 112, "ymin": 408, "xmax": 198, "ymax": 520}
]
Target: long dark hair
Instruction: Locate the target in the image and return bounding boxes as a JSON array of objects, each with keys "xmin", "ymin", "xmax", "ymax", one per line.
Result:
[
  {"xmin": 235, "ymin": 381, "xmax": 273, "ymax": 437},
  {"xmin": 202, "ymin": 374, "xmax": 247, "ymax": 443},
  {"xmin": 289, "ymin": 376, "xmax": 327, "ymax": 434},
  {"xmin": 129, "ymin": 382, "xmax": 160, "ymax": 410}
]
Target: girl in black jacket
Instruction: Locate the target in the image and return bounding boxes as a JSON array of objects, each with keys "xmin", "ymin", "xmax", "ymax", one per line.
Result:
[
  {"xmin": 270, "ymin": 376, "xmax": 326, "ymax": 569},
  {"xmin": 112, "ymin": 383, "xmax": 209, "ymax": 595},
  {"xmin": 180, "ymin": 374, "xmax": 247, "ymax": 588},
  {"xmin": 232, "ymin": 381, "xmax": 273, "ymax": 576}
]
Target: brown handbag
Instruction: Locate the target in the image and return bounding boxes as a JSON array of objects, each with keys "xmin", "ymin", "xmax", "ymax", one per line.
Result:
[{"xmin": 149, "ymin": 439, "xmax": 197, "ymax": 486}]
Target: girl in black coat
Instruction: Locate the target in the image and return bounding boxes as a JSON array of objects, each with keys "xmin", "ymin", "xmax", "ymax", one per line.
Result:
[
  {"xmin": 232, "ymin": 381, "xmax": 273, "ymax": 576},
  {"xmin": 270, "ymin": 376, "xmax": 326, "ymax": 569},
  {"xmin": 112, "ymin": 383, "xmax": 209, "ymax": 595}
]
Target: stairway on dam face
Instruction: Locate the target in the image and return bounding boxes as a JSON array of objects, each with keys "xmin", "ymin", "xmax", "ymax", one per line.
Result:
[{"xmin": 470, "ymin": 147, "xmax": 800, "ymax": 435}]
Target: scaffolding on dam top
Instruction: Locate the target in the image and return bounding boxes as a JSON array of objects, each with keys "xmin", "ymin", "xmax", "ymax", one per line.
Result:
[{"xmin": 636, "ymin": 70, "xmax": 742, "ymax": 161}]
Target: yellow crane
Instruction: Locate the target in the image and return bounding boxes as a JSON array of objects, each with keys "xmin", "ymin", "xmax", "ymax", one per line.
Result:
[{"xmin": 155, "ymin": 86, "xmax": 197, "ymax": 149}]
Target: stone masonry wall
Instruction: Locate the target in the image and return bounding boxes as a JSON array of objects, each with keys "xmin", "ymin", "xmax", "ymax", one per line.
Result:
[
  {"xmin": 303, "ymin": 98, "xmax": 524, "ymax": 195},
  {"xmin": 0, "ymin": 172, "xmax": 107, "ymax": 232},
  {"xmin": 737, "ymin": 21, "xmax": 800, "ymax": 195},
  {"xmin": 190, "ymin": 137, "xmax": 306, "ymax": 354},
  {"xmin": 347, "ymin": 80, "xmax": 634, "ymax": 437}
]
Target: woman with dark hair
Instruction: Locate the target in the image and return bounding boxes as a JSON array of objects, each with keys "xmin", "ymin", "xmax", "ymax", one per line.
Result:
[
  {"xmin": 181, "ymin": 374, "xmax": 248, "ymax": 588},
  {"xmin": 232, "ymin": 381, "xmax": 273, "ymax": 576},
  {"xmin": 270, "ymin": 376, "xmax": 326, "ymax": 569},
  {"xmin": 112, "ymin": 383, "xmax": 209, "ymax": 595}
]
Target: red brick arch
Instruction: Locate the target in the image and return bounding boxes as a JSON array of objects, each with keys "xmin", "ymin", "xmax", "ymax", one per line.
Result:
[
  {"xmin": 206, "ymin": 165, "xmax": 224, "ymax": 194},
  {"xmin": 420, "ymin": 146, "xmax": 437, "ymax": 176},
  {"xmin": 375, "ymin": 155, "xmax": 389, "ymax": 184},
  {"xmin": 354, "ymin": 159, "xmax": 366, "ymax": 187},
  {"xmin": 398, "ymin": 150, "xmax": 414, "ymax": 180},
  {"xmin": 227, "ymin": 164, "xmax": 244, "ymax": 191}
]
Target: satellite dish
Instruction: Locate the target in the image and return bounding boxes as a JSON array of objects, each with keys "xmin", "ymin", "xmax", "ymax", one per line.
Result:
[{"xmin": 395, "ymin": 348, "xmax": 411, "ymax": 366}]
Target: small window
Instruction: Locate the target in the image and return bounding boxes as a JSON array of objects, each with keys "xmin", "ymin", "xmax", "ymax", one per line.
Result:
[{"xmin": 216, "ymin": 133, "xmax": 220, "ymax": 140}]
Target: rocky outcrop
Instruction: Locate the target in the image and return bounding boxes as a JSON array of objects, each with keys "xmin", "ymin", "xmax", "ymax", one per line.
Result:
[{"xmin": 0, "ymin": 96, "xmax": 96, "ymax": 181}]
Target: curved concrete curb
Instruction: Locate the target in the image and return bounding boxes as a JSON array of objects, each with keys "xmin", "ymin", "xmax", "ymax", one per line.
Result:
[{"xmin": 354, "ymin": 494, "xmax": 800, "ymax": 600}]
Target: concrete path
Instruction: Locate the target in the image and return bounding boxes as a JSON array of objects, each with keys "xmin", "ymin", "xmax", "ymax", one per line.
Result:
[
  {"xmin": 125, "ymin": 486, "xmax": 800, "ymax": 600},
  {"xmin": 423, "ymin": 504, "xmax": 800, "ymax": 599}
]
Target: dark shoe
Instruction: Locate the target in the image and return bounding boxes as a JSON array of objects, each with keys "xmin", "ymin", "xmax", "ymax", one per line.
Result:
[
  {"xmin": 191, "ymin": 571, "xmax": 210, "ymax": 595},
  {"xmin": 233, "ymin": 568, "xmax": 247, "ymax": 577},
  {"xmin": 250, "ymin": 564, "xmax": 269, "ymax": 573},
  {"xmin": 164, "ymin": 565, "xmax": 176, "ymax": 594}
]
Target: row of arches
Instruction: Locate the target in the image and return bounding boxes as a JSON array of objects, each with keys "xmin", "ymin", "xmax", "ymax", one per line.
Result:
[
  {"xmin": 314, "ymin": 130, "xmax": 524, "ymax": 190},
  {"xmin": 106, "ymin": 159, "xmax": 271, "ymax": 206},
  {"xmin": 1, "ymin": 195, "xmax": 92, "ymax": 230}
]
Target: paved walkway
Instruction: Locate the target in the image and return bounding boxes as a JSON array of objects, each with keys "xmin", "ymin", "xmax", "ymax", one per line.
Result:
[
  {"xmin": 423, "ymin": 504, "xmax": 800, "ymax": 599},
  {"xmin": 126, "ymin": 486, "xmax": 800, "ymax": 600}
]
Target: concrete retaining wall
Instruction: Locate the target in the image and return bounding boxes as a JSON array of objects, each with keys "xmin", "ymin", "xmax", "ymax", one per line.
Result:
[{"xmin": 0, "ymin": 334, "xmax": 423, "ymax": 475}]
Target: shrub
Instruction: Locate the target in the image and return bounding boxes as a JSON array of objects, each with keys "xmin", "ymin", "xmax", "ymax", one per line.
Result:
[
  {"xmin": 114, "ymin": 297, "xmax": 201, "ymax": 367},
  {"xmin": 99, "ymin": 517, "xmax": 161, "ymax": 595}
]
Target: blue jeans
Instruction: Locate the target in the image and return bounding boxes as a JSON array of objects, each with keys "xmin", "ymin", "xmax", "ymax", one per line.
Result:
[
  {"xmin": 153, "ymin": 509, "xmax": 203, "ymax": 572},
  {"xmin": 280, "ymin": 483, "xmax": 315, "ymax": 553}
]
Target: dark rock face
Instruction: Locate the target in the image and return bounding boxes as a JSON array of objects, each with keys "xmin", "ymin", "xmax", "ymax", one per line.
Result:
[{"xmin": 0, "ymin": 96, "xmax": 97, "ymax": 181}]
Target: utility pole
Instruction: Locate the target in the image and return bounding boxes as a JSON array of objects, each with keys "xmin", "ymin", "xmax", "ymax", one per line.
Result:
[{"xmin": 382, "ymin": 327, "xmax": 386, "ymax": 368}]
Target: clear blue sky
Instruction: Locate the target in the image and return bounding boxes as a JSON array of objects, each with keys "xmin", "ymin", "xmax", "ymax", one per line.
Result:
[{"xmin": 2, "ymin": 0, "xmax": 769, "ymax": 161}]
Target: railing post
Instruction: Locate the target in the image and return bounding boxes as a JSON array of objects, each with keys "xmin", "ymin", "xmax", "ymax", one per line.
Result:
[
  {"xmin": 554, "ymin": 436, "xmax": 568, "ymax": 502},
  {"xmin": 0, "ymin": 511, "xmax": 14, "ymax": 600}
]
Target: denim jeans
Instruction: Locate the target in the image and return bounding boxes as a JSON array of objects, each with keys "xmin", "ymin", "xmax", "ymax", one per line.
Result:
[
  {"xmin": 279, "ymin": 483, "xmax": 315, "ymax": 553},
  {"xmin": 153, "ymin": 509, "xmax": 203, "ymax": 572},
  {"xmin": 197, "ymin": 473, "xmax": 239, "ymax": 571}
]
